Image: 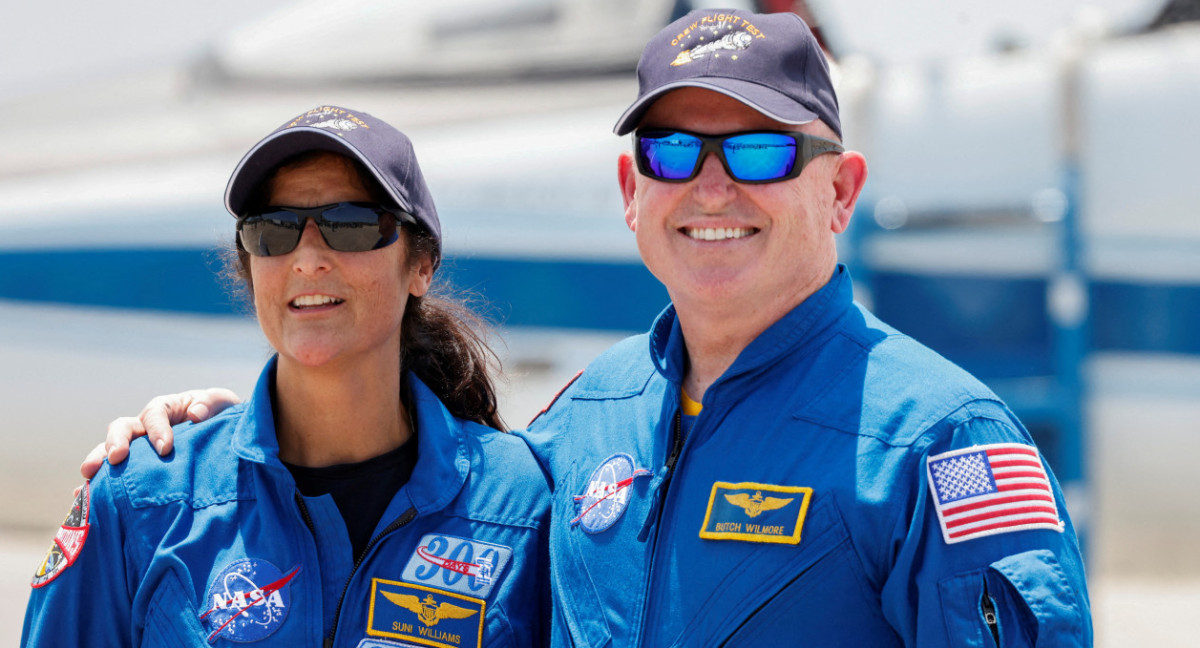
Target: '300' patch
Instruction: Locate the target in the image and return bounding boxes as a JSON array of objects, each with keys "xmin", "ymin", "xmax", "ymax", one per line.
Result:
[{"xmin": 400, "ymin": 534, "xmax": 512, "ymax": 599}]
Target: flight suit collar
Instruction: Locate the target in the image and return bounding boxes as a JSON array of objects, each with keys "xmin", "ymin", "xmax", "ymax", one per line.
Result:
[
  {"xmin": 401, "ymin": 373, "xmax": 470, "ymax": 514},
  {"xmin": 230, "ymin": 358, "xmax": 470, "ymax": 515},
  {"xmin": 648, "ymin": 264, "xmax": 855, "ymax": 387},
  {"xmin": 230, "ymin": 356, "xmax": 284, "ymax": 465}
]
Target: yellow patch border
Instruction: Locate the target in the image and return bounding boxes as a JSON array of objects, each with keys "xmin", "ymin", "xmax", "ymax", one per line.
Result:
[
  {"xmin": 698, "ymin": 481, "xmax": 813, "ymax": 544},
  {"xmin": 367, "ymin": 578, "xmax": 486, "ymax": 648}
]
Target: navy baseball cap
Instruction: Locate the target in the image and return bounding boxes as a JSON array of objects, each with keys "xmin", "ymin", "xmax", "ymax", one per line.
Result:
[
  {"xmin": 225, "ymin": 105, "xmax": 441, "ymax": 256},
  {"xmin": 614, "ymin": 10, "xmax": 840, "ymax": 139}
]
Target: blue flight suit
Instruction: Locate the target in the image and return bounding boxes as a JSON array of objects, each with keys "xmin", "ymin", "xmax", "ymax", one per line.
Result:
[
  {"xmin": 23, "ymin": 359, "xmax": 550, "ymax": 647},
  {"xmin": 520, "ymin": 266, "xmax": 1090, "ymax": 647}
]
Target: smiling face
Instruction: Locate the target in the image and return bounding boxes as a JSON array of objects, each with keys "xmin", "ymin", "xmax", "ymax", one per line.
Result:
[
  {"xmin": 619, "ymin": 88, "xmax": 863, "ymax": 324},
  {"xmin": 249, "ymin": 153, "xmax": 432, "ymax": 369}
]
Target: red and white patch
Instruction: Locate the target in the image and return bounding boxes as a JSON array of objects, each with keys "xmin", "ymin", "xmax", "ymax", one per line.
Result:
[
  {"xmin": 31, "ymin": 482, "xmax": 92, "ymax": 588},
  {"xmin": 926, "ymin": 443, "xmax": 1063, "ymax": 544},
  {"xmin": 527, "ymin": 369, "xmax": 583, "ymax": 427}
]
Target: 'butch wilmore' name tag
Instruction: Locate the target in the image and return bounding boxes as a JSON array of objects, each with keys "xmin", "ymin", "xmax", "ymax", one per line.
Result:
[{"xmin": 699, "ymin": 482, "xmax": 812, "ymax": 544}]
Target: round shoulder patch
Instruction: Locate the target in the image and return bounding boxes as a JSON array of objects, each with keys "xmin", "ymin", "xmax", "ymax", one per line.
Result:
[
  {"xmin": 201, "ymin": 558, "xmax": 299, "ymax": 643},
  {"xmin": 31, "ymin": 482, "xmax": 92, "ymax": 588},
  {"xmin": 570, "ymin": 453, "xmax": 653, "ymax": 534}
]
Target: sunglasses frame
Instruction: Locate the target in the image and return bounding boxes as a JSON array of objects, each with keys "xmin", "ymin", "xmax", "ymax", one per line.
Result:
[
  {"xmin": 236, "ymin": 201, "xmax": 414, "ymax": 257},
  {"xmin": 632, "ymin": 128, "xmax": 845, "ymax": 184}
]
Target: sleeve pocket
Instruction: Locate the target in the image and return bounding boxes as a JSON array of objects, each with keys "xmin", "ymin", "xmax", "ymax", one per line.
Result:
[{"xmin": 938, "ymin": 549, "xmax": 1086, "ymax": 647}]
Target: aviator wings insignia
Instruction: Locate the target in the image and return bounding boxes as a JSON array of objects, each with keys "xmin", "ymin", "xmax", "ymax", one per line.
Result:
[
  {"xmin": 724, "ymin": 491, "xmax": 793, "ymax": 518},
  {"xmin": 382, "ymin": 591, "xmax": 479, "ymax": 627}
]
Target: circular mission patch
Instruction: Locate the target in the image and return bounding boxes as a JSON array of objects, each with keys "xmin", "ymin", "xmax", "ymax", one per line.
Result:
[{"xmin": 31, "ymin": 482, "xmax": 91, "ymax": 588}]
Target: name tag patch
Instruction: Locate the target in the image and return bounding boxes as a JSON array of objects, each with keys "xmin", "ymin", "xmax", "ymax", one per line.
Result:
[
  {"xmin": 368, "ymin": 579, "xmax": 485, "ymax": 648},
  {"xmin": 699, "ymin": 481, "xmax": 812, "ymax": 544},
  {"xmin": 400, "ymin": 534, "xmax": 512, "ymax": 599}
]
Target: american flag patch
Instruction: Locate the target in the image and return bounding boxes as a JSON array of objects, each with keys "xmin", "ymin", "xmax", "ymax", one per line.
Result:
[{"xmin": 926, "ymin": 443, "xmax": 1063, "ymax": 544}]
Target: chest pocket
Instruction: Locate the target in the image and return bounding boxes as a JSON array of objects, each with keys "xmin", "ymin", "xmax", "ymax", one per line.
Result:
[
  {"xmin": 144, "ymin": 564, "xmax": 310, "ymax": 647},
  {"xmin": 548, "ymin": 462, "xmax": 609, "ymax": 648},
  {"xmin": 549, "ymin": 459, "xmax": 661, "ymax": 648},
  {"xmin": 480, "ymin": 605, "xmax": 517, "ymax": 648},
  {"xmin": 142, "ymin": 569, "xmax": 210, "ymax": 647},
  {"xmin": 683, "ymin": 493, "xmax": 899, "ymax": 648}
]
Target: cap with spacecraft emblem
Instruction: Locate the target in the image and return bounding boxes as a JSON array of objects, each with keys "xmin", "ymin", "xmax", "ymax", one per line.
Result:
[{"xmin": 614, "ymin": 10, "xmax": 841, "ymax": 139}]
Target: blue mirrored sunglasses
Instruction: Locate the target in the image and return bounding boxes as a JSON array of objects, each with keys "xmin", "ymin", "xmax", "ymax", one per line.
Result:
[
  {"xmin": 236, "ymin": 202, "xmax": 414, "ymax": 257},
  {"xmin": 634, "ymin": 129, "xmax": 844, "ymax": 184}
]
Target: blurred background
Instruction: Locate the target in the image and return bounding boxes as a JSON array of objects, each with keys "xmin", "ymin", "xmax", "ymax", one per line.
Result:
[{"xmin": 1, "ymin": 0, "xmax": 1197, "ymax": 644}]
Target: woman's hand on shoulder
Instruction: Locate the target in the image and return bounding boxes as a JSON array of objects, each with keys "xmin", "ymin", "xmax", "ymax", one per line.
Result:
[{"xmin": 79, "ymin": 388, "xmax": 243, "ymax": 479}]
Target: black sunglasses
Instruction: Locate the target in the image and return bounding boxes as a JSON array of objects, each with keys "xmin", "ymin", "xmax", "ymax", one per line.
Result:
[
  {"xmin": 633, "ymin": 129, "xmax": 844, "ymax": 184},
  {"xmin": 236, "ymin": 202, "xmax": 414, "ymax": 257}
]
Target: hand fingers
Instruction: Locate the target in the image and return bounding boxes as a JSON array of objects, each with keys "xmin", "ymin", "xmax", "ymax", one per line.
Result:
[
  {"xmin": 79, "ymin": 442, "xmax": 108, "ymax": 479},
  {"xmin": 185, "ymin": 388, "xmax": 242, "ymax": 423},
  {"xmin": 140, "ymin": 394, "xmax": 185, "ymax": 456},
  {"xmin": 98, "ymin": 388, "xmax": 244, "ymax": 462},
  {"xmin": 105, "ymin": 416, "xmax": 145, "ymax": 464},
  {"xmin": 139, "ymin": 388, "xmax": 240, "ymax": 456}
]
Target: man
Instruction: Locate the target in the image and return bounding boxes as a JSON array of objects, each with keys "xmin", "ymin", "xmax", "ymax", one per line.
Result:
[{"xmin": 85, "ymin": 9, "xmax": 1090, "ymax": 646}]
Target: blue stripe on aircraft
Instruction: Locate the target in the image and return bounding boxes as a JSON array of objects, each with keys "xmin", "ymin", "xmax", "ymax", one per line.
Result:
[
  {"xmin": 0, "ymin": 247, "xmax": 669, "ymax": 332},
  {"xmin": 872, "ymin": 272, "xmax": 1200, "ymax": 371},
  {"xmin": 1, "ymin": 248, "xmax": 1197, "ymax": 363}
]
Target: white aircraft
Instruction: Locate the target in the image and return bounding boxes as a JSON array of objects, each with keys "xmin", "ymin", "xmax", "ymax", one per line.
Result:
[{"xmin": 0, "ymin": 1, "xmax": 1197, "ymax": 641}]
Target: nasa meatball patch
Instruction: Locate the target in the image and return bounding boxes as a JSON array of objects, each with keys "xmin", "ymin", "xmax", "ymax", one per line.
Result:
[
  {"xmin": 31, "ymin": 482, "xmax": 92, "ymax": 588},
  {"xmin": 570, "ymin": 453, "xmax": 653, "ymax": 534},
  {"xmin": 200, "ymin": 558, "xmax": 299, "ymax": 642}
]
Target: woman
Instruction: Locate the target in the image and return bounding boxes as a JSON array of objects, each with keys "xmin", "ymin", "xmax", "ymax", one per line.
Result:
[{"xmin": 23, "ymin": 106, "xmax": 550, "ymax": 647}]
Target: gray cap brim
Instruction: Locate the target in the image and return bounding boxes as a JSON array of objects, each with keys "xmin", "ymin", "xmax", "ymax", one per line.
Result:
[
  {"xmin": 225, "ymin": 128, "xmax": 410, "ymax": 218},
  {"xmin": 614, "ymin": 79, "xmax": 821, "ymax": 136}
]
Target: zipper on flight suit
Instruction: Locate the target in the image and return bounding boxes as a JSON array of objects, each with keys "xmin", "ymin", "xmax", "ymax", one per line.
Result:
[
  {"xmin": 980, "ymin": 580, "xmax": 1000, "ymax": 646},
  {"xmin": 637, "ymin": 411, "xmax": 684, "ymax": 543},
  {"xmin": 322, "ymin": 506, "xmax": 419, "ymax": 648},
  {"xmin": 635, "ymin": 410, "xmax": 685, "ymax": 648},
  {"xmin": 662, "ymin": 411, "xmax": 685, "ymax": 493},
  {"xmin": 296, "ymin": 492, "xmax": 420, "ymax": 648},
  {"xmin": 295, "ymin": 492, "xmax": 317, "ymax": 533}
]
